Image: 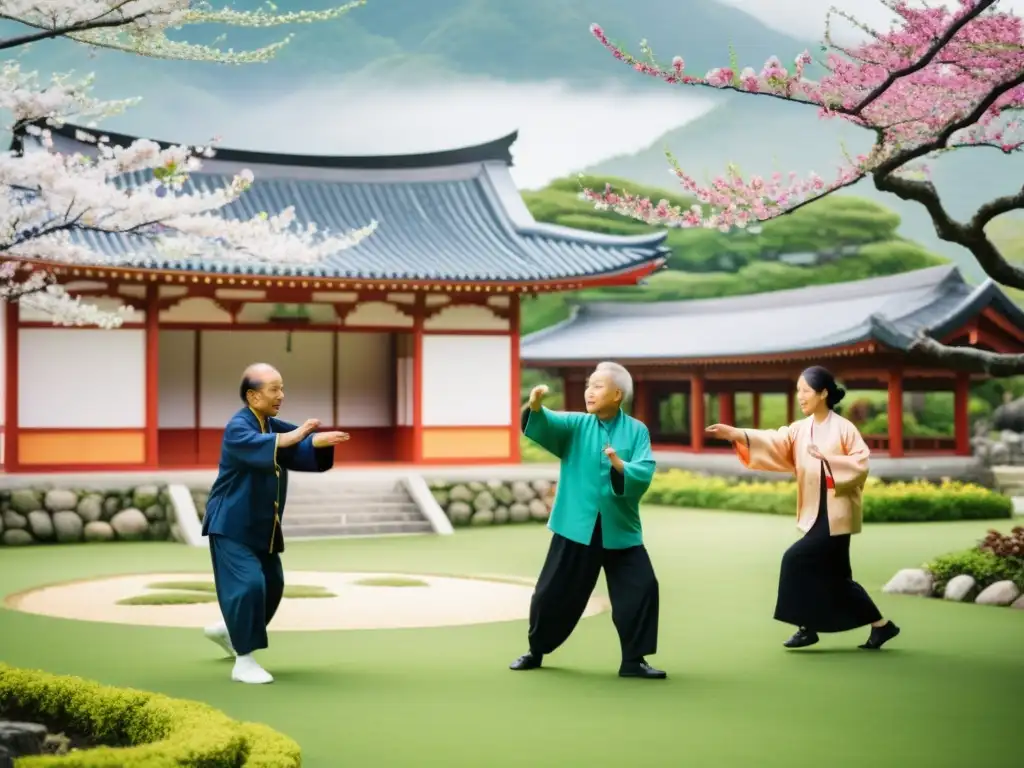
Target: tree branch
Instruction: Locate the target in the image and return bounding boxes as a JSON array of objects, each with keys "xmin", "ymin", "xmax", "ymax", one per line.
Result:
[
  {"xmin": 970, "ymin": 185, "xmax": 1024, "ymax": 233},
  {"xmin": 849, "ymin": 0, "xmax": 999, "ymax": 115},
  {"xmin": 0, "ymin": 7, "xmax": 145, "ymax": 51},
  {"xmin": 909, "ymin": 334, "xmax": 1024, "ymax": 376}
]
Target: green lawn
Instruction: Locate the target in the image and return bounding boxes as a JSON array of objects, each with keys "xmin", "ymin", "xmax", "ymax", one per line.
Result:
[{"xmin": 1, "ymin": 509, "xmax": 1021, "ymax": 767}]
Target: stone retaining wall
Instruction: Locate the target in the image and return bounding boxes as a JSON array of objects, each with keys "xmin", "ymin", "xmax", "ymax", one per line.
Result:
[
  {"xmin": 0, "ymin": 486, "xmax": 178, "ymax": 546},
  {"xmin": 429, "ymin": 480, "xmax": 555, "ymax": 527}
]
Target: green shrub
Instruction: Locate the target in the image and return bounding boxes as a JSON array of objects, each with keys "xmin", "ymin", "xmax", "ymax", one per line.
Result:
[
  {"xmin": 0, "ymin": 663, "xmax": 300, "ymax": 766},
  {"xmin": 645, "ymin": 470, "xmax": 1013, "ymax": 523},
  {"xmin": 925, "ymin": 549, "xmax": 1024, "ymax": 593}
]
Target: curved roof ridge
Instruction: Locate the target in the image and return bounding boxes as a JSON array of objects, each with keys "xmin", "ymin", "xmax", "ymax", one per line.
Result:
[{"xmin": 20, "ymin": 121, "xmax": 518, "ymax": 171}]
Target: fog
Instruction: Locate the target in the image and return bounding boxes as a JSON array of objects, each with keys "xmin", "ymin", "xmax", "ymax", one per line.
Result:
[
  {"xmin": 105, "ymin": 80, "xmax": 716, "ymax": 190},
  {"xmin": 721, "ymin": 0, "xmax": 1024, "ymax": 45}
]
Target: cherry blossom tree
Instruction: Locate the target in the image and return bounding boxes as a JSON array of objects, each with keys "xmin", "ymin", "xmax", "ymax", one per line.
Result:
[
  {"xmin": 585, "ymin": 0, "xmax": 1024, "ymax": 374},
  {"xmin": 1, "ymin": 0, "xmax": 377, "ymax": 328}
]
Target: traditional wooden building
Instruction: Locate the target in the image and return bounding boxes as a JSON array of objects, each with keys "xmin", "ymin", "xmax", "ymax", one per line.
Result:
[
  {"xmin": 520, "ymin": 266, "xmax": 1024, "ymax": 457},
  {"xmin": 1, "ymin": 123, "xmax": 668, "ymax": 472}
]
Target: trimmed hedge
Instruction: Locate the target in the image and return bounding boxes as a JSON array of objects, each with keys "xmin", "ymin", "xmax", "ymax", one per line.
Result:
[
  {"xmin": 645, "ymin": 470, "xmax": 1013, "ymax": 522},
  {"xmin": 0, "ymin": 663, "xmax": 300, "ymax": 766}
]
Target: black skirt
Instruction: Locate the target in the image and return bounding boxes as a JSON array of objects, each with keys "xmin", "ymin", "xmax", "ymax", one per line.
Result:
[{"xmin": 773, "ymin": 467, "xmax": 882, "ymax": 633}]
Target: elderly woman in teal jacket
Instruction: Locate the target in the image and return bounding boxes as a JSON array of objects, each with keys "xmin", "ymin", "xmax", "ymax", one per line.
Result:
[{"xmin": 509, "ymin": 361, "xmax": 664, "ymax": 680}]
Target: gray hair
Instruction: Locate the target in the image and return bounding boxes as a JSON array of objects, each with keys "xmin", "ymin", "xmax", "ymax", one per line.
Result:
[{"xmin": 594, "ymin": 361, "xmax": 633, "ymax": 403}]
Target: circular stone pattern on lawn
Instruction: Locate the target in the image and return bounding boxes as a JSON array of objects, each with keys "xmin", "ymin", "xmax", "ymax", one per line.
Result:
[{"xmin": 4, "ymin": 571, "xmax": 608, "ymax": 631}]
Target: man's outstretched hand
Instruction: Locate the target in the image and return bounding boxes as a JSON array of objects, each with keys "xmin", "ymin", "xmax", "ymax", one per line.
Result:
[{"xmin": 312, "ymin": 431, "xmax": 350, "ymax": 448}]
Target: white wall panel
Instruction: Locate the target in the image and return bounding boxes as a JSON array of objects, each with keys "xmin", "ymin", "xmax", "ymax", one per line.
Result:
[
  {"xmin": 19, "ymin": 329, "xmax": 145, "ymax": 428},
  {"xmin": 199, "ymin": 331, "xmax": 334, "ymax": 427},
  {"xmin": 336, "ymin": 333, "xmax": 392, "ymax": 427},
  {"xmin": 424, "ymin": 305, "xmax": 508, "ymax": 331},
  {"xmin": 421, "ymin": 335, "xmax": 511, "ymax": 426},
  {"xmin": 158, "ymin": 330, "xmax": 195, "ymax": 427}
]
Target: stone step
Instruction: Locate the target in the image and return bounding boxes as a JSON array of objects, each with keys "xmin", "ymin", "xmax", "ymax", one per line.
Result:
[
  {"xmin": 282, "ymin": 520, "xmax": 435, "ymax": 537},
  {"xmin": 283, "ymin": 509, "xmax": 425, "ymax": 526},
  {"xmin": 284, "ymin": 500, "xmax": 417, "ymax": 512},
  {"xmin": 285, "ymin": 491, "xmax": 409, "ymax": 503}
]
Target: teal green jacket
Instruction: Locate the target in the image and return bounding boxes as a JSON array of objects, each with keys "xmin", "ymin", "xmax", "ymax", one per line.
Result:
[{"xmin": 522, "ymin": 406, "xmax": 656, "ymax": 549}]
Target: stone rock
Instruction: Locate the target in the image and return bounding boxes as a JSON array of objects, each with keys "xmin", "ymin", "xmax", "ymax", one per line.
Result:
[
  {"xmin": 531, "ymin": 480, "xmax": 552, "ymax": 496},
  {"xmin": 76, "ymin": 494, "xmax": 104, "ymax": 523},
  {"xmin": 1010, "ymin": 595, "xmax": 1024, "ymax": 610},
  {"xmin": 472, "ymin": 491, "xmax": 496, "ymax": 511},
  {"xmin": 101, "ymin": 496, "xmax": 121, "ymax": 521},
  {"xmin": 148, "ymin": 521, "xmax": 171, "ymax": 541},
  {"xmin": 132, "ymin": 485, "xmax": 160, "ymax": 510},
  {"xmin": 470, "ymin": 509, "xmax": 494, "ymax": 526},
  {"xmin": 528, "ymin": 499, "xmax": 550, "ymax": 522},
  {"xmin": 510, "ymin": 481, "xmax": 535, "ymax": 503},
  {"xmin": 143, "ymin": 504, "xmax": 164, "ymax": 522},
  {"xmin": 974, "ymin": 580, "xmax": 1021, "ymax": 606},
  {"xmin": 486, "ymin": 480, "xmax": 504, "ymax": 490},
  {"xmin": 493, "ymin": 506, "xmax": 510, "ymax": 524},
  {"xmin": 170, "ymin": 524, "xmax": 183, "ymax": 543},
  {"xmin": 492, "ymin": 484, "xmax": 514, "ymax": 505},
  {"xmin": 27, "ymin": 511, "xmax": 54, "ymax": 541},
  {"xmin": 989, "ymin": 442, "xmax": 1010, "ymax": 466},
  {"xmin": 509, "ymin": 502, "xmax": 531, "ymax": 523},
  {"xmin": 447, "ymin": 501, "xmax": 472, "ymax": 526},
  {"xmin": 943, "ymin": 574, "xmax": 976, "ymax": 602},
  {"xmin": 43, "ymin": 489, "xmax": 78, "ymax": 512},
  {"xmin": 882, "ymin": 568, "xmax": 934, "ymax": 596},
  {"xmin": 1, "ymin": 529, "xmax": 33, "ymax": 546},
  {"xmin": 0, "ymin": 721, "xmax": 47, "ymax": 758},
  {"xmin": 110, "ymin": 508, "xmax": 149, "ymax": 540},
  {"xmin": 52, "ymin": 511, "xmax": 84, "ymax": 543},
  {"xmin": 2, "ymin": 510, "xmax": 26, "ymax": 530},
  {"xmin": 467, "ymin": 481, "xmax": 485, "ymax": 492},
  {"xmin": 10, "ymin": 489, "xmax": 42, "ymax": 515},
  {"xmin": 83, "ymin": 521, "xmax": 116, "ymax": 543},
  {"xmin": 448, "ymin": 484, "xmax": 473, "ymax": 503},
  {"xmin": 430, "ymin": 489, "xmax": 450, "ymax": 507}
]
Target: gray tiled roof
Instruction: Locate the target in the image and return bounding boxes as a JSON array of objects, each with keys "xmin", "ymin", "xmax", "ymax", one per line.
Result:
[
  {"xmin": 520, "ymin": 265, "xmax": 1024, "ymax": 362},
  {"xmin": 21, "ymin": 124, "xmax": 669, "ymax": 283}
]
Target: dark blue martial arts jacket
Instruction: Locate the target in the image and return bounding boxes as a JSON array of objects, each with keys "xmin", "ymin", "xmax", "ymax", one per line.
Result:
[{"xmin": 202, "ymin": 407, "xmax": 335, "ymax": 554}]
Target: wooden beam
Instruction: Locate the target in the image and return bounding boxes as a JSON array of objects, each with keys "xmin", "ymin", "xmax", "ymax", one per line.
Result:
[
  {"xmin": 4, "ymin": 300, "xmax": 19, "ymax": 471},
  {"xmin": 689, "ymin": 373, "xmax": 705, "ymax": 452},
  {"xmin": 144, "ymin": 284, "xmax": 160, "ymax": 467},
  {"xmin": 509, "ymin": 294, "xmax": 521, "ymax": 462},
  {"xmin": 954, "ymin": 371, "xmax": 970, "ymax": 457},
  {"xmin": 888, "ymin": 369, "xmax": 904, "ymax": 458}
]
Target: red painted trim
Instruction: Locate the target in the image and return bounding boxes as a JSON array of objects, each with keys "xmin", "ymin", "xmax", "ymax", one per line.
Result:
[
  {"xmin": 331, "ymin": 332, "xmax": 339, "ymax": 429},
  {"xmin": 18, "ymin": 322, "xmax": 145, "ymax": 330},
  {"xmin": 752, "ymin": 392, "xmax": 762, "ymax": 429},
  {"xmin": 689, "ymin": 374, "xmax": 705, "ymax": 452},
  {"xmin": 193, "ymin": 330, "xmax": 201, "ymax": 457},
  {"xmin": 144, "ymin": 284, "xmax": 159, "ymax": 468},
  {"xmin": 412, "ymin": 296, "xmax": 424, "ymax": 463},
  {"xmin": 422, "ymin": 328, "xmax": 510, "ymax": 336},
  {"xmin": 981, "ymin": 307, "xmax": 1024, "ymax": 344},
  {"xmin": 527, "ymin": 341, "xmax": 879, "ymax": 368},
  {"xmin": 509, "ymin": 294, "xmax": 521, "ymax": 462},
  {"xmin": 4, "ymin": 300, "xmax": 18, "ymax": 471}
]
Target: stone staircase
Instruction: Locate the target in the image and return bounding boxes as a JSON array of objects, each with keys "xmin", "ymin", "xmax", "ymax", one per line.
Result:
[
  {"xmin": 990, "ymin": 466, "xmax": 1024, "ymax": 516},
  {"xmin": 280, "ymin": 476, "xmax": 435, "ymax": 539}
]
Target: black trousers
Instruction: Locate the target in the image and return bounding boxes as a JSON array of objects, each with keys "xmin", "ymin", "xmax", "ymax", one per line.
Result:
[
  {"xmin": 773, "ymin": 470, "xmax": 882, "ymax": 633},
  {"xmin": 527, "ymin": 515, "xmax": 659, "ymax": 661}
]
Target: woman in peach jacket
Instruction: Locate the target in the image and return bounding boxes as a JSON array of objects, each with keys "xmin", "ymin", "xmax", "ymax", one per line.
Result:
[{"xmin": 706, "ymin": 366, "xmax": 900, "ymax": 651}]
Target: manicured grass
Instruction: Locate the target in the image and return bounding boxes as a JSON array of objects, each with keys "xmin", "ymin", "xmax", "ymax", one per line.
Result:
[
  {"xmin": 147, "ymin": 580, "xmax": 336, "ymax": 598},
  {"xmin": 1, "ymin": 508, "xmax": 1021, "ymax": 768},
  {"xmin": 352, "ymin": 576, "xmax": 429, "ymax": 587},
  {"xmin": 117, "ymin": 591, "xmax": 220, "ymax": 606}
]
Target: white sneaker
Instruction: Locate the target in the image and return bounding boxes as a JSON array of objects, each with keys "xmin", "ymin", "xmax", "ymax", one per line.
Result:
[
  {"xmin": 204, "ymin": 622, "xmax": 236, "ymax": 658},
  {"xmin": 231, "ymin": 654, "xmax": 274, "ymax": 684}
]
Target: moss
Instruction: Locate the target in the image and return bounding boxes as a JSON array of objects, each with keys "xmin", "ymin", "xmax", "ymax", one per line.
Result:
[
  {"xmin": 145, "ymin": 580, "xmax": 335, "ymax": 599},
  {"xmin": 353, "ymin": 576, "xmax": 429, "ymax": 587},
  {"xmin": 116, "ymin": 592, "xmax": 219, "ymax": 606}
]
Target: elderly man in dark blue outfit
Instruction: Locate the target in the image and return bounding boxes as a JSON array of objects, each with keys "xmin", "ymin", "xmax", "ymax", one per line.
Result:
[{"xmin": 201, "ymin": 362, "xmax": 349, "ymax": 684}]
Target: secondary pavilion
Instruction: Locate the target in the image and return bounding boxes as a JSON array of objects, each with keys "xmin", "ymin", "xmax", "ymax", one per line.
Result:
[
  {"xmin": 0, "ymin": 122, "xmax": 669, "ymax": 473},
  {"xmin": 520, "ymin": 265, "xmax": 1024, "ymax": 457}
]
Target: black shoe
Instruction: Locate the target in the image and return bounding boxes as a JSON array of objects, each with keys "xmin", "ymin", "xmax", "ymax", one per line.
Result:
[
  {"xmin": 619, "ymin": 658, "xmax": 667, "ymax": 679},
  {"xmin": 859, "ymin": 621, "xmax": 900, "ymax": 650},
  {"xmin": 783, "ymin": 628, "xmax": 819, "ymax": 649},
  {"xmin": 509, "ymin": 651, "xmax": 543, "ymax": 670}
]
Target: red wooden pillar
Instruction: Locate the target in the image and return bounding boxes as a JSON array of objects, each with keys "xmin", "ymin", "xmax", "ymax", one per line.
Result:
[
  {"xmin": 690, "ymin": 373, "xmax": 705, "ymax": 452},
  {"xmin": 954, "ymin": 371, "xmax": 970, "ymax": 456},
  {"xmin": 717, "ymin": 391, "xmax": 735, "ymax": 426},
  {"xmin": 786, "ymin": 386, "xmax": 795, "ymax": 424},
  {"xmin": 4, "ymin": 299, "xmax": 19, "ymax": 471},
  {"xmin": 509, "ymin": 294, "xmax": 521, "ymax": 462},
  {"xmin": 752, "ymin": 392, "xmax": 762, "ymax": 429},
  {"xmin": 412, "ymin": 294, "xmax": 424, "ymax": 463},
  {"xmin": 632, "ymin": 379, "xmax": 649, "ymax": 423},
  {"xmin": 888, "ymin": 370, "xmax": 904, "ymax": 458},
  {"xmin": 144, "ymin": 284, "xmax": 160, "ymax": 468}
]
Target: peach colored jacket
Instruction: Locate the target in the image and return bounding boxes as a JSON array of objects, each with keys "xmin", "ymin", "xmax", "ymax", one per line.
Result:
[{"xmin": 734, "ymin": 413, "xmax": 871, "ymax": 536}]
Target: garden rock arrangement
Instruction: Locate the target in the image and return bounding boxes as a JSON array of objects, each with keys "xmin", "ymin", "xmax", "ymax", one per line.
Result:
[
  {"xmin": 0, "ymin": 486, "xmax": 178, "ymax": 546},
  {"xmin": 0, "ymin": 719, "xmax": 78, "ymax": 765},
  {"xmin": 429, "ymin": 480, "xmax": 555, "ymax": 527},
  {"xmin": 972, "ymin": 428, "xmax": 1024, "ymax": 467},
  {"xmin": 883, "ymin": 526, "xmax": 1024, "ymax": 609}
]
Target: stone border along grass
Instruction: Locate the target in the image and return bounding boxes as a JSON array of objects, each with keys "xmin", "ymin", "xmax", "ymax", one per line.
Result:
[{"xmin": 0, "ymin": 662, "xmax": 301, "ymax": 767}]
